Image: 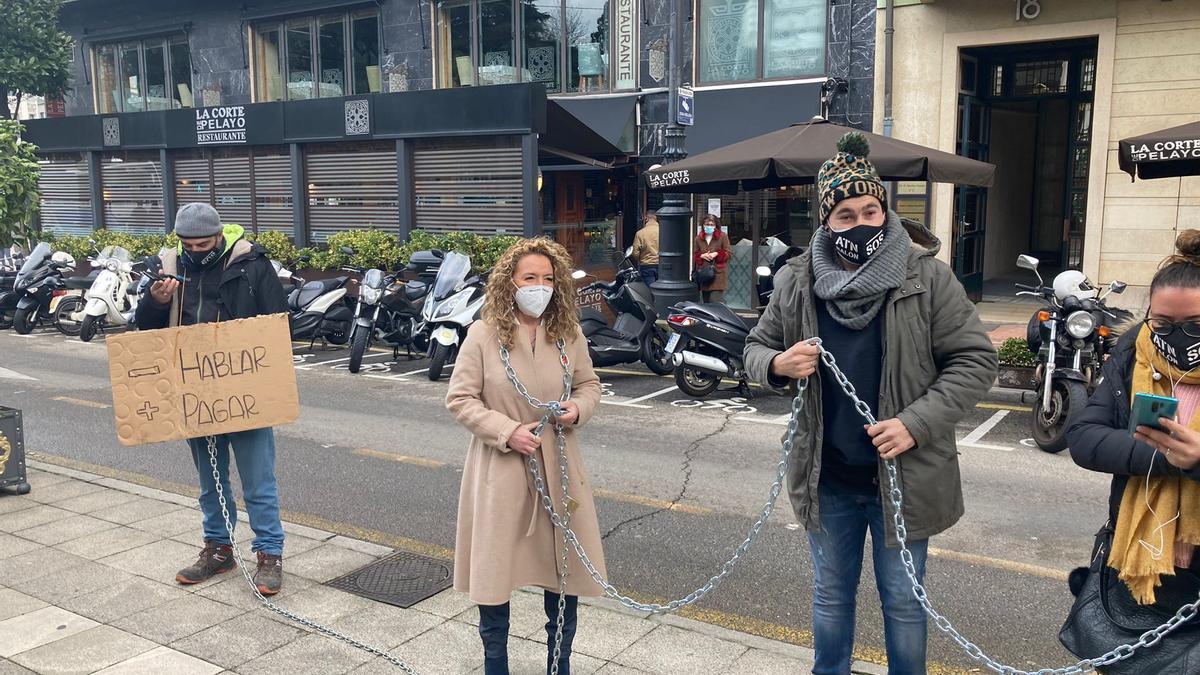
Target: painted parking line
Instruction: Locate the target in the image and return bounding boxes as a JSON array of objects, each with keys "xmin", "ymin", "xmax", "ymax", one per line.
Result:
[
  {"xmin": 622, "ymin": 385, "xmax": 679, "ymax": 405},
  {"xmin": 960, "ymin": 410, "xmax": 1009, "ymax": 445},
  {"xmin": 0, "ymin": 366, "xmax": 38, "ymax": 381},
  {"xmin": 592, "ymin": 488, "xmax": 713, "ymax": 515},
  {"xmin": 599, "ymin": 397, "xmax": 652, "ymax": 409},
  {"xmin": 351, "ymin": 448, "xmax": 446, "ymax": 469},
  {"xmin": 734, "ymin": 412, "xmax": 792, "ymax": 426},
  {"xmin": 295, "ymin": 352, "xmax": 389, "ymax": 370},
  {"xmin": 52, "ymin": 396, "xmax": 111, "ymax": 409},
  {"xmin": 977, "ymin": 402, "xmax": 1033, "ymax": 413}
]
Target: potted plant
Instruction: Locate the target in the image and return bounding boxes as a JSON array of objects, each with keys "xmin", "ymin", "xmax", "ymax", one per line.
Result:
[{"xmin": 996, "ymin": 337, "xmax": 1037, "ymax": 390}]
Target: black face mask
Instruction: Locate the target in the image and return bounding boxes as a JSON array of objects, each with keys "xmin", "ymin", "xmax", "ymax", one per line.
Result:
[
  {"xmin": 181, "ymin": 242, "xmax": 224, "ymax": 272},
  {"xmin": 1150, "ymin": 328, "xmax": 1200, "ymax": 372},
  {"xmin": 828, "ymin": 224, "xmax": 885, "ymax": 267}
]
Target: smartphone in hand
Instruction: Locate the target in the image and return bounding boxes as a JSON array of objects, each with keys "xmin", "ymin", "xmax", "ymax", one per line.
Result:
[{"xmin": 1129, "ymin": 392, "xmax": 1179, "ymax": 434}]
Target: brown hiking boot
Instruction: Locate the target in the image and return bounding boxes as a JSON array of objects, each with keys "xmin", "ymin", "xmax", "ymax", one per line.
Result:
[
  {"xmin": 254, "ymin": 551, "xmax": 283, "ymax": 596},
  {"xmin": 176, "ymin": 541, "xmax": 235, "ymax": 585}
]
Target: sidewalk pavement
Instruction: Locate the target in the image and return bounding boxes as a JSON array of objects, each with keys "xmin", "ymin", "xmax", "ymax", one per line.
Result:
[{"xmin": 0, "ymin": 462, "xmax": 890, "ymax": 675}]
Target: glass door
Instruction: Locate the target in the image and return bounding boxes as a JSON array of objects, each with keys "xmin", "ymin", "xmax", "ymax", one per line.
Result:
[{"xmin": 954, "ymin": 55, "xmax": 989, "ymax": 302}]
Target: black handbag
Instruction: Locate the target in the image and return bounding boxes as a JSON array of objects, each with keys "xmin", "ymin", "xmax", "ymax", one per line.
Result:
[
  {"xmin": 692, "ymin": 262, "xmax": 715, "ymax": 287},
  {"xmin": 1059, "ymin": 524, "xmax": 1200, "ymax": 674}
]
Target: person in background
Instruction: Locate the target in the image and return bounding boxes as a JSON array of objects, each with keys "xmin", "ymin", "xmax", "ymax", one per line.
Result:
[
  {"xmin": 631, "ymin": 210, "xmax": 660, "ymax": 286},
  {"xmin": 694, "ymin": 213, "xmax": 731, "ymax": 303}
]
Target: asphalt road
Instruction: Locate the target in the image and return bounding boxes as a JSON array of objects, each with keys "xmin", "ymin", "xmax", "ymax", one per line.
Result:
[{"xmin": 0, "ymin": 325, "xmax": 1114, "ymax": 674}]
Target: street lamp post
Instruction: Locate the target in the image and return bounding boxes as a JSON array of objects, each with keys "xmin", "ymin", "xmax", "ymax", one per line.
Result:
[{"xmin": 650, "ymin": 0, "xmax": 697, "ymax": 317}]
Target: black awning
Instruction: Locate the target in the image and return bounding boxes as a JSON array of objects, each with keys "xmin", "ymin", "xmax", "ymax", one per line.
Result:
[
  {"xmin": 1119, "ymin": 120, "xmax": 1200, "ymax": 181},
  {"xmin": 685, "ymin": 82, "xmax": 822, "ymax": 156},
  {"xmin": 542, "ymin": 101, "xmax": 628, "ymax": 163},
  {"xmin": 553, "ymin": 95, "xmax": 638, "ymax": 154}
]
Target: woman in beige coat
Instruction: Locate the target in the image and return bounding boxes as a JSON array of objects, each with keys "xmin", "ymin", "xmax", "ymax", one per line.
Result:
[{"xmin": 446, "ymin": 238, "xmax": 606, "ymax": 675}]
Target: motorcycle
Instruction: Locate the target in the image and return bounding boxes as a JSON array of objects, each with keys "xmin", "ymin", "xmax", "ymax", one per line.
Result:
[
  {"xmin": 11, "ymin": 242, "xmax": 90, "ymax": 335},
  {"xmin": 422, "ymin": 251, "xmax": 487, "ymax": 381},
  {"xmin": 572, "ymin": 256, "xmax": 673, "ymax": 375},
  {"xmin": 79, "ymin": 245, "xmax": 140, "ymax": 342},
  {"xmin": 343, "ymin": 247, "xmax": 432, "ymax": 374},
  {"xmin": 1016, "ymin": 254, "xmax": 1132, "ymax": 453},
  {"xmin": 279, "ymin": 257, "xmax": 356, "ymax": 347},
  {"xmin": 0, "ymin": 246, "xmax": 25, "ymax": 329}
]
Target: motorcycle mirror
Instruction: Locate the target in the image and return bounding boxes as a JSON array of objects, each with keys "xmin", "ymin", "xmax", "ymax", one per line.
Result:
[
  {"xmin": 1016, "ymin": 254, "xmax": 1039, "ymax": 271},
  {"xmin": 571, "ymin": 270, "xmax": 587, "ymax": 280},
  {"xmin": 1111, "ymin": 281, "xmax": 1127, "ymax": 295},
  {"xmin": 755, "ymin": 265, "xmax": 772, "ymax": 277},
  {"xmin": 298, "ymin": 254, "xmax": 312, "ymax": 263},
  {"xmin": 339, "ymin": 246, "xmax": 354, "ymax": 256}
]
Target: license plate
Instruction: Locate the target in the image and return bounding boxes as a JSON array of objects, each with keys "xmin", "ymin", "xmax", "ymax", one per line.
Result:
[
  {"xmin": 434, "ymin": 326, "xmax": 456, "ymax": 342},
  {"xmin": 666, "ymin": 333, "xmax": 681, "ymax": 352},
  {"xmin": 49, "ymin": 296, "xmax": 62, "ymax": 313}
]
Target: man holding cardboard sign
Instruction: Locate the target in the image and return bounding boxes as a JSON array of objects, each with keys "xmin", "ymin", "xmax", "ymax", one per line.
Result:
[{"xmin": 134, "ymin": 203, "xmax": 292, "ymax": 596}]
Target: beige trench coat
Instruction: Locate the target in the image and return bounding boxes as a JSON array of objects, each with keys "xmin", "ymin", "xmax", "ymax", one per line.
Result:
[{"xmin": 447, "ymin": 320, "xmax": 607, "ymax": 605}]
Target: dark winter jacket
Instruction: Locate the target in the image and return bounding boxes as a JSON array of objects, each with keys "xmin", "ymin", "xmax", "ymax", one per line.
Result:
[
  {"xmin": 135, "ymin": 224, "xmax": 289, "ymax": 330},
  {"xmin": 744, "ymin": 213, "xmax": 998, "ymax": 544},
  {"xmin": 1066, "ymin": 328, "xmax": 1200, "ymax": 523}
]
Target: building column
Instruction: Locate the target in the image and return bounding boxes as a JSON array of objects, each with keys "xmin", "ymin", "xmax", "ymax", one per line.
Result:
[
  {"xmin": 397, "ymin": 138, "xmax": 415, "ymax": 242},
  {"xmin": 161, "ymin": 149, "xmax": 176, "ymax": 233},
  {"xmin": 522, "ymin": 133, "xmax": 540, "ymax": 237},
  {"xmin": 87, "ymin": 151, "xmax": 104, "ymax": 231},
  {"xmin": 290, "ymin": 143, "xmax": 308, "ymax": 246}
]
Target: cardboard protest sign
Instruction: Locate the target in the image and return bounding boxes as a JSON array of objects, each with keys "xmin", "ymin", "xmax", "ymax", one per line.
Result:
[{"xmin": 106, "ymin": 314, "xmax": 299, "ymax": 446}]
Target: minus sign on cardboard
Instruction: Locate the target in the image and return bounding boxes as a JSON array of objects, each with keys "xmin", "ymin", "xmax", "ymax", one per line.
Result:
[{"xmin": 127, "ymin": 366, "xmax": 162, "ymax": 378}]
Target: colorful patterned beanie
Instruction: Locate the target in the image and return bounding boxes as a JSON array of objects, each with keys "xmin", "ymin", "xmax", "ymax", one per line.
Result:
[{"xmin": 817, "ymin": 132, "xmax": 888, "ymax": 225}]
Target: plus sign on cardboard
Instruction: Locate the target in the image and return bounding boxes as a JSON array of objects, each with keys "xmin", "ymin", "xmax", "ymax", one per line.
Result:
[{"xmin": 105, "ymin": 314, "xmax": 300, "ymax": 446}]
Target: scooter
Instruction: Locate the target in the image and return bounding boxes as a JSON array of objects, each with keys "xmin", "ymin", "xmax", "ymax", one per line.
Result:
[
  {"xmin": 572, "ymin": 255, "xmax": 673, "ymax": 375},
  {"xmin": 11, "ymin": 242, "xmax": 90, "ymax": 335},
  {"xmin": 342, "ymin": 247, "xmax": 431, "ymax": 374},
  {"xmin": 277, "ymin": 259, "xmax": 356, "ymax": 347},
  {"xmin": 79, "ymin": 245, "xmax": 140, "ymax": 342},
  {"xmin": 0, "ymin": 246, "xmax": 25, "ymax": 329},
  {"xmin": 422, "ymin": 250, "xmax": 487, "ymax": 381}
]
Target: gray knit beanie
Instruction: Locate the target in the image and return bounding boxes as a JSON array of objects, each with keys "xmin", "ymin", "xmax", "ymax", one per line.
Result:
[{"xmin": 174, "ymin": 203, "xmax": 223, "ymax": 238}]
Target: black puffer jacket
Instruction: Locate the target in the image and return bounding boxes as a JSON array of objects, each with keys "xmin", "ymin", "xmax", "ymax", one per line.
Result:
[{"xmin": 1066, "ymin": 328, "xmax": 1200, "ymax": 522}]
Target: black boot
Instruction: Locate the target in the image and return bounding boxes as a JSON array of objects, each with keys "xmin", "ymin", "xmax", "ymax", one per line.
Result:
[
  {"xmin": 544, "ymin": 592, "xmax": 578, "ymax": 675},
  {"xmin": 479, "ymin": 602, "xmax": 511, "ymax": 675}
]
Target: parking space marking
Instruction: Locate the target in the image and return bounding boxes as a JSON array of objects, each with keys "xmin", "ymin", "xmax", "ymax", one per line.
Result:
[
  {"xmin": 352, "ymin": 448, "xmax": 446, "ymax": 469},
  {"xmin": 592, "ymin": 488, "xmax": 713, "ymax": 515},
  {"xmin": 734, "ymin": 413, "xmax": 791, "ymax": 426},
  {"xmin": 977, "ymin": 402, "xmax": 1033, "ymax": 413},
  {"xmin": 623, "ymin": 385, "xmax": 679, "ymax": 405},
  {"xmin": 599, "ymin": 398, "xmax": 652, "ymax": 409},
  {"xmin": 52, "ymin": 396, "xmax": 110, "ymax": 409},
  {"xmin": 960, "ymin": 410, "xmax": 1009, "ymax": 446},
  {"xmin": 0, "ymin": 366, "xmax": 37, "ymax": 381},
  {"xmin": 295, "ymin": 352, "xmax": 388, "ymax": 370}
]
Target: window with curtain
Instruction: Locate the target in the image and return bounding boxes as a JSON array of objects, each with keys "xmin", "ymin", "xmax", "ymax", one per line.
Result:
[
  {"xmin": 698, "ymin": 0, "xmax": 825, "ymax": 84},
  {"xmin": 92, "ymin": 35, "xmax": 193, "ymax": 114},
  {"xmin": 253, "ymin": 10, "xmax": 380, "ymax": 102},
  {"xmin": 439, "ymin": 0, "xmax": 632, "ymax": 93}
]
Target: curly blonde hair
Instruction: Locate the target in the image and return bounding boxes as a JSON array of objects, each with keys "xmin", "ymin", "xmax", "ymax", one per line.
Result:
[{"xmin": 483, "ymin": 238, "xmax": 580, "ymax": 349}]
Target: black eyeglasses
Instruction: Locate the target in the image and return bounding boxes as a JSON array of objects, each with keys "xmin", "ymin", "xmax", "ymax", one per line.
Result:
[{"xmin": 1143, "ymin": 317, "xmax": 1200, "ymax": 338}]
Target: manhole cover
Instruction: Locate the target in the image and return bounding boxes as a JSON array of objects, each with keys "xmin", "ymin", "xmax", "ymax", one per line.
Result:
[{"xmin": 326, "ymin": 551, "xmax": 453, "ymax": 609}]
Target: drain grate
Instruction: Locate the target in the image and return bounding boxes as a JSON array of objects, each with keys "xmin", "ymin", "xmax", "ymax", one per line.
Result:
[{"xmin": 326, "ymin": 550, "xmax": 453, "ymax": 609}]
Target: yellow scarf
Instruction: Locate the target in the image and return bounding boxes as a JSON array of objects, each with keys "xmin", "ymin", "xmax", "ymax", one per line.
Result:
[{"xmin": 1114, "ymin": 327, "xmax": 1200, "ymax": 604}]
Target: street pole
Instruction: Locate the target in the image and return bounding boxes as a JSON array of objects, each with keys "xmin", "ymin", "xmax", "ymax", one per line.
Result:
[{"xmin": 650, "ymin": 0, "xmax": 697, "ymax": 317}]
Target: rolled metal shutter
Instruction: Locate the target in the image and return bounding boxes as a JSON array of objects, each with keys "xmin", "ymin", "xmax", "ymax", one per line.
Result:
[
  {"xmin": 413, "ymin": 142, "xmax": 523, "ymax": 236},
  {"xmin": 253, "ymin": 154, "xmax": 293, "ymax": 238},
  {"xmin": 306, "ymin": 150, "xmax": 398, "ymax": 243},
  {"xmin": 213, "ymin": 156, "xmax": 252, "ymax": 229},
  {"xmin": 37, "ymin": 158, "xmax": 93, "ymax": 236},
  {"xmin": 174, "ymin": 158, "xmax": 210, "ymax": 207},
  {"xmin": 101, "ymin": 157, "xmax": 165, "ymax": 235}
]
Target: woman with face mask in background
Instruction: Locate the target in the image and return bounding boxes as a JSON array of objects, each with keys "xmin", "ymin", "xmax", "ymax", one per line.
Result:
[
  {"xmin": 446, "ymin": 238, "xmax": 605, "ymax": 675},
  {"xmin": 694, "ymin": 213, "xmax": 731, "ymax": 303}
]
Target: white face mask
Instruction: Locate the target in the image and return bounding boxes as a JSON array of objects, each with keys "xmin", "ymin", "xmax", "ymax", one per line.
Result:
[{"xmin": 514, "ymin": 284, "xmax": 554, "ymax": 318}]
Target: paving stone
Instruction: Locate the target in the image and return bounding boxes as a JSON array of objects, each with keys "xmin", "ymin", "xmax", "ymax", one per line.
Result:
[
  {"xmin": 0, "ymin": 606, "xmax": 99, "ymax": 658},
  {"xmin": 100, "ymin": 538, "xmax": 207, "ymax": 583},
  {"xmin": 92, "ymin": 645, "xmax": 224, "ymax": 675},
  {"xmin": 455, "ymin": 588, "xmax": 547, "ymax": 640},
  {"xmin": 52, "ymin": 488, "xmax": 142, "ymax": 515},
  {"xmin": 26, "ymin": 470, "xmax": 73, "ymax": 489},
  {"xmin": 526, "ymin": 603, "xmax": 657, "ymax": 661},
  {"xmin": 268, "ymin": 584, "xmax": 379, "ymax": 627},
  {"xmin": 170, "ymin": 609, "xmax": 306, "ymax": 669},
  {"xmin": 55, "ymin": 525, "xmax": 160, "ymax": 560},
  {"xmin": 60, "ymin": 575, "xmax": 189, "ymax": 624},
  {"xmin": 24, "ymin": 478, "xmax": 106, "ymax": 505},
  {"xmin": 0, "ymin": 532, "xmax": 42, "ymax": 560},
  {"xmin": 390, "ymin": 620, "xmax": 482, "ymax": 674},
  {"xmin": 16, "ymin": 513, "xmax": 116, "ymax": 546},
  {"xmin": 113, "ymin": 594, "xmax": 244, "ymax": 645},
  {"xmin": 127, "ymin": 508, "xmax": 202, "ymax": 538},
  {"xmin": 0, "ymin": 547, "xmax": 88, "ymax": 586},
  {"xmin": 283, "ymin": 543, "xmax": 377, "ymax": 583},
  {"xmin": 724, "ymin": 647, "xmax": 816, "ymax": 674},
  {"xmin": 0, "ymin": 495, "xmax": 36, "ymax": 515},
  {"xmin": 0, "ymin": 588, "xmax": 48, "ymax": 622},
  {"xmin": 10, "ymin": 625, "xmax": 156, "ymax": 675},
  {"xmin": 238, "ymin": 633, "xmax": 374, "ymax": 675},
  {"xmin": 593, "ymin": 664, "xmax": 649, "ymax": 674},
  {"xmin": 91, "ymin": 497, "xmax": 185, "ymax": 526},
  {"xmin": 409, "ymin": 588, "xmax": 477, "ymax": 619},
  {"xmin": 12, "ymin": 560, "xmax": 134, "ymax": 605},
  {"xmin": 0, "ymin": 504, "xmax": 73, "ymax": 533},
  {"xmin": 196, "ymin": 570, "xmax": 315, "ymax": 611},
  {"xmin": 327, "ymin": 601, "xmax": 445, "ymax": 652},
  {"xmin": 0, "ymin": 660, "xmax": 36, "ymax": 674},
  {"xmin": 613, "ymin": 624, "xmax": 747, "ymax": 675}
]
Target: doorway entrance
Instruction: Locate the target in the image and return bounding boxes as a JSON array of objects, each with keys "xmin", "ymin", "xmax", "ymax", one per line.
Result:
[{"xmin": 953, "ymin": 38, "xmax": 1098, "ymax": 301}]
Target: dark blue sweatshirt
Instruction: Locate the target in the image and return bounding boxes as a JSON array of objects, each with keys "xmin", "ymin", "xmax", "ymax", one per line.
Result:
[{"xmin": 816, "ymin": 299, "xmax": 883, "ymax": 495}]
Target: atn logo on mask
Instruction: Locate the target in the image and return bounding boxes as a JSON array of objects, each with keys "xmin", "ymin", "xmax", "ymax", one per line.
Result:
[
  {"xmin": 835, "ymin": 237, "xmax": 858, "ymax": 258},
  {"xmin": 1151, "ymin": 333, "xmax": 1177, "ymax": 360}
]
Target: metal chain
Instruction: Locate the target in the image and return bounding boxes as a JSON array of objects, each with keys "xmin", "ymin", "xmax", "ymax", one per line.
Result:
[
  {"xmin": 204, "ymin": 436, "xmax": 418, "ymax": 674},
  {"xmin": 817, "ymin": 346, "xmax": 1200, "ymax": 675}
]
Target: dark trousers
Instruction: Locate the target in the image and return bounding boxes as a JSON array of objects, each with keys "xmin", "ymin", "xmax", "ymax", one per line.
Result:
[
  {"xmin": 639, "ymin": 266, "xmax": 659, "ymax": 286},
  {"xmin": 479, "ymin": 591, "xmax": 579, "ymax": 675}
]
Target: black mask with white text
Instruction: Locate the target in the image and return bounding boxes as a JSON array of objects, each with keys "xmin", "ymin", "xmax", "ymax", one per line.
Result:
[
  {"xmin": 1150, "ymin": 328, "xmax": 1200, "ymax": 372},
  {"xmin": 827, "ymin": 224, "xmax": 885, "ymax": 267}
]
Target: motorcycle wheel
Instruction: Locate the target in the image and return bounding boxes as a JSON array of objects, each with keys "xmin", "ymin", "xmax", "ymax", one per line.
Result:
[
  {"xmin": 428, "ymin": 342, "xmax": 452, "ymax": 381},
  {"xmin": 641, "ymin": 328, "xmax": 675, "ymax": 376},
  {"xmin": 675, "ymin": 364, "xmax": 721, "ymax": 398},
  {"xmin": 1032, "ymin": 379, "xmax": 1087, "ymax": 453},
  {"xmin": 348, "ymin": 327, "xmax": 370, "ymax": 373},
  {"xmin": 0, "ymin": 309, "xmax": 13, "ymax": 330},
  {"xmin": 79, "ymin": 314, "xmax": 100, "ymax": 343},
  {"xmin": 55, "ymin": 297, "xmax": 84, "ymax": 336},
  {"xmin": 12, "ymin": 307, "xmax": 35, "ymax": 335}
]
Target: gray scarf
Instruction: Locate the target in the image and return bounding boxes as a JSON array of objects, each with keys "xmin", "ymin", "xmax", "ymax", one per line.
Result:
[{"xmin": 811, "ymin": 212, "xmax": 912, "ymax": 330}]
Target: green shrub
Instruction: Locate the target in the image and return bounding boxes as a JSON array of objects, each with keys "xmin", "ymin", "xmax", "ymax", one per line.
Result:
[
  {"xmin": 997, "ymin": 337, "xmax": 1037, "ymax": 367},
  {"xmin": 324, "ymin": 229, "xmax": 404, "ymax": 271},
  {"xmin": 249, "ymin": 230, "xmax": 299, "ymax": 267}
]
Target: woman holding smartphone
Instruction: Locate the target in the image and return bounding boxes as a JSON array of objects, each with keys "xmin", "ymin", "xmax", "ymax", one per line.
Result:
[{"xmin": 1066, "ymin": 231, "xmax": 1200, "ymax": 669}]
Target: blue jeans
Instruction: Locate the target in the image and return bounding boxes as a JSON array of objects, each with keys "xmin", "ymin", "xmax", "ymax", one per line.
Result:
[
  {"xmin": 186, "ymin": 428, "xmax": 285, "ymax": 555},
  {"xmin": 807, "ymin": 485, "xmax": 929, "ymax": 675},
  {"xmin": 639, "ymin": 266, "xmax": 659, "ymax": 286}
]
